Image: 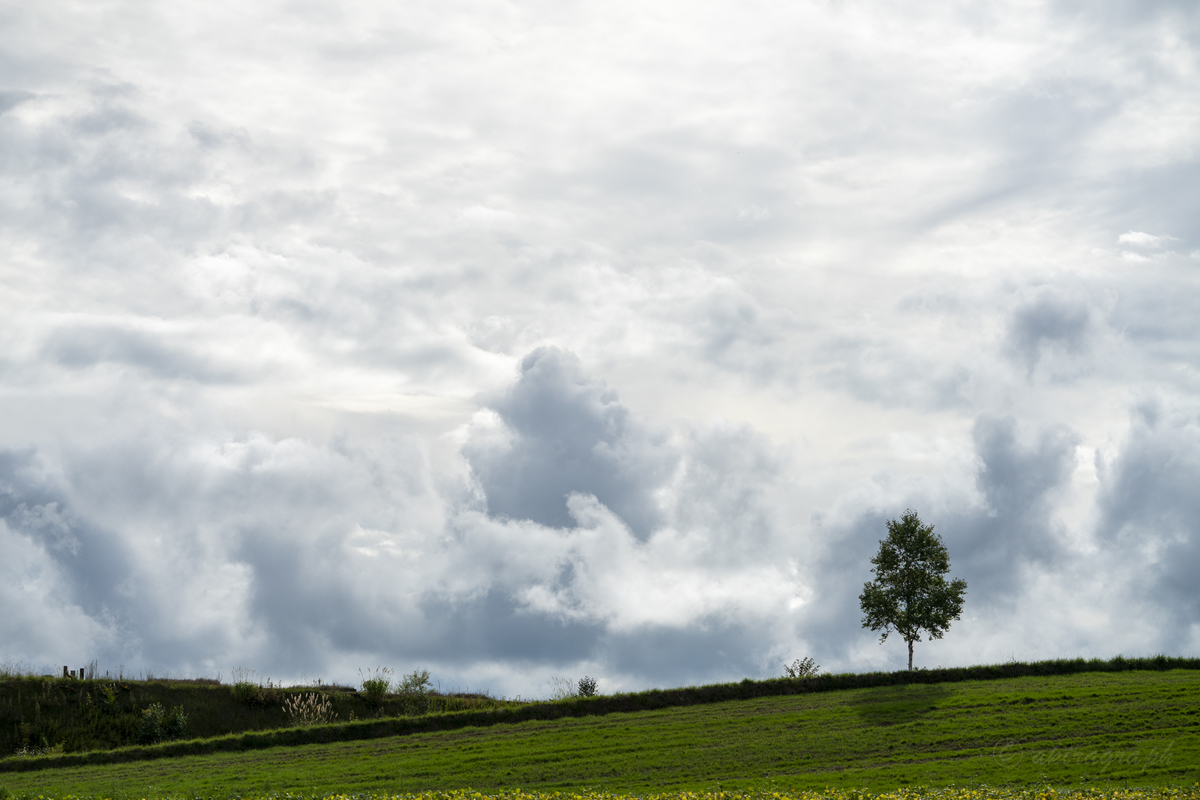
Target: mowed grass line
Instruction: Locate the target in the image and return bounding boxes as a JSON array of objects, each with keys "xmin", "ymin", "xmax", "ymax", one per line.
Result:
[{"xmin": 2, "ymin": 670, "xmax": 1197, "ymax": 798}]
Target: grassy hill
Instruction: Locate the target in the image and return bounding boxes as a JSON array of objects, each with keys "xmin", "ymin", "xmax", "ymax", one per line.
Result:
[{"xmin": 1, "ymin": 667, "xmax": 1197, "ymax": 798}]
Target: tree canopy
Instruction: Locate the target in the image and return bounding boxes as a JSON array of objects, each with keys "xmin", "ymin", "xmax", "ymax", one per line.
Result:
[{"xmin": 859, "ymin": 509, "xmax": 967, "ymax": 671}]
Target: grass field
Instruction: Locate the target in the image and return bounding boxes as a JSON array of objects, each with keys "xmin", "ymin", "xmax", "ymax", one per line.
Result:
[
  {"xmin": 1, "ymin": 670, "xmax": 1196, "ymax": 798},
  {"xmin": 8, "ymin": 789, "xmax": 1200, "ymax": 800}
]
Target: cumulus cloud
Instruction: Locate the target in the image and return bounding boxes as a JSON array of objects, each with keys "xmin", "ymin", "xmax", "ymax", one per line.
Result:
[{"xmin": 464, "ymin": 348, "xmax": 676, "ymax": 537}]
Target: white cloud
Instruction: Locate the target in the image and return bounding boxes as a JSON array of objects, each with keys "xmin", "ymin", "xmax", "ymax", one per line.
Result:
[
  {"xmin": 1117, "ymin": 231, "xmax": 1165, "ymax": 247},
  {"xmin": 1, "ymin": 0, "xmax": 1200, "ymax": 693}
]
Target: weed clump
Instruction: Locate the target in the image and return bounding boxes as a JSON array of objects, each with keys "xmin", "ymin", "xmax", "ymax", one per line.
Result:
[
  {"xmin": 546, "ymin": 676, "xmax": 576, "ymax": 700},
  {"xmin": 282, "ymin": 693, "xmax": 336, "ymax": 727},
  {"xmin": 229, "ymin": 668, "xmax": 280, "ymax": 707},
  {"xmin": 577, "ymin": 676, "xmax": 598, "ymax": 697}
]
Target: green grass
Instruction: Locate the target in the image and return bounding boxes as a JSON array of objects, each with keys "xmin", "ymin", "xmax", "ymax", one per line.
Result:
[{"xmin": 1, "ymin": 669, "xmax": 1196, "ymax": 798}]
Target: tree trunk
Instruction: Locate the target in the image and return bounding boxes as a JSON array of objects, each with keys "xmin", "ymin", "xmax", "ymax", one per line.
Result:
[{"xmin": 907, "ymin": 638, "xmax": 914, "ymax": 671}]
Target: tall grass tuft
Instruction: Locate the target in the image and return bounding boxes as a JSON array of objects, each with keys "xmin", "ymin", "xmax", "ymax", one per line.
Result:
[
  {"xmin": 282, "ymin": 693, "xmax": 336, "ymax": 727},
  {"xmin": 229, "ymin": 668, "xmax": 279, "ymax": 707},
  {"xmin": 546, "ymin": 676, "xmax": 576, "ymax": 701}
]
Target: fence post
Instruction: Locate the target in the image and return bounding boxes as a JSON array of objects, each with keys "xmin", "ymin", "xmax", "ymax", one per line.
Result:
[{"xmin": 63, "ymin": 666, "xmax": 68, "ymax": 678}]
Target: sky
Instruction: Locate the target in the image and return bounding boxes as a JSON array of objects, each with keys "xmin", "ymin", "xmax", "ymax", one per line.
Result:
[{"xmin": 1, "ymin": 0, "xmax": 1199, "ymax": 697}]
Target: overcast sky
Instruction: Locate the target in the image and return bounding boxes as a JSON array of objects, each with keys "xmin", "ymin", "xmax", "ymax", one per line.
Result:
[{"xmin": 2, "ymin": 0, "xmax": 1199, "ymax": 697}]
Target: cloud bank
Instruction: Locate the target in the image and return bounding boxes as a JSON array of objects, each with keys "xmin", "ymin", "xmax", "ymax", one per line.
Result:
[{"xmin": 1, "ymin": 0, "xmax": 1199, "ymax": 695}]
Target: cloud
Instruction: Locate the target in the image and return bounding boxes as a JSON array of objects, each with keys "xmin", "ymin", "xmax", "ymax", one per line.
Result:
[
  {"xmin": 1095, "ymin": 404, "xmax": 1200, "ymax": 649},
  {"xmin": 1117, "ymin": 231, "xmax": 1165, "ymax": 247},
  {"xmin": 1004, "ymin": 289, "xmax": 1092, "ymax": 377},
  {"xmin": 464, "ymin": 347, "xmax": 677, "ymax": 538},
  {"xmin": 949, "ymin": 416, "xmax": 1079, "ymax": 599},
  {"xmin": 2, "ymin": 0, "xmax": 1200, "ymax": 692}
]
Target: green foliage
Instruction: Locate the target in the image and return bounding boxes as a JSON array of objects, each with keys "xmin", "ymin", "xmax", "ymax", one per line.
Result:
[
  {"xmin": 3, "ymin": 654, "xmax": 1196, "ymax": 765},
  {"xmin": 359, "ymin": 667, "xmax": 395, "ymax": 705},
  {"xmin": 135, "ymin": 703, "xmax": 166, "ymax": 744},
  {"xmin": 0, "ymin": 673, "xmax": 508, "ymax": 757},
  {"xmin": 392, "ymin": 669, "xmax": 432, "ymax": 715},
  {"xmin": 397, "ymin": 669, "xmax": 431, "ymax": 695},
  {"xmin": 2, "ymin": 670, "xmax": 1196, "ymax": 795},
  {"xmin": 96, "ymin": 684, "xmax": 120, "ymax": 715},
  {"xmin": 860, "ymin": 509, "xmax": 968, "ymax": 670},
  {"xmin": 577, "ymin": 676, "xmax": 598, "ymax": 697},
  {"xmin": 783, "ymin": 657, "xmax": 820, "ymax": 678},
  {"xmin": 136, "ymin": 703, "xmax": 186, "ymax": 744}
]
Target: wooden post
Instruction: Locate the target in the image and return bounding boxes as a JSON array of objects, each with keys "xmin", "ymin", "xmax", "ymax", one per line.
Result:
[
  {"xmin": 63, "ymin": 666, "xmax": 68, "ymax": 678},
  {"xmin": 80, "ymin": 666, "xmax": 86, "ymax": 680}
]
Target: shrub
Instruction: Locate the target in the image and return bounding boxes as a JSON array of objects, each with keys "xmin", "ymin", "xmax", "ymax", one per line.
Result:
[
  {"xmin": 359, "ymin": 667, "xmax": 395, "ymax": 705},
  {"xmin": 784, "ymin": 657, "xmax": 820, "ymax": 678},
  {"xmin": 395, "ymin": 668, "xmax": 432, "ymax": 715},
  {"xmin": 397, "ymin": 668, "xmax": 431, "ymax": 695},
  {"xmin": 577, "ymin": 676, "xmax": 599, "ymax": 697},
  {"xmin": 136, "ymin": 702, "xmax": 187, "ymax": 744},
  {"xmin": 282, "ymin": 692, "xmax": 336, "ymax": 727},
  {"xmin": 165, "ymin": 705, "xmax": 188, "ymax": 739},
  {"xmin": 135, "ymin": 703, "xmax": 165, "ymax": 744},
  {"xmin": 96, "ymin": 686, "xmax": 120, "ymax": 714}
]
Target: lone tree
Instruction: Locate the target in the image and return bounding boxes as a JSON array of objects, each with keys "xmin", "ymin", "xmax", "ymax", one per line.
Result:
[{"xmin": 859, "ymin": 510, "xmax": 967, "ymax": 671}]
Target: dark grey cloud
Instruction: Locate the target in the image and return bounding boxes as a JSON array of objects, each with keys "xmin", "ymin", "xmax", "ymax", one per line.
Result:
[
  {"xmin": 1005, "ymin": 290, "xmax": 1091, "ymax": 377},
  {"xmin": 1096, "ymin": 404, "xmax": 1200, "ymax": 646},
  {"xmin": 464, "ymin": 347, "xmax": 677, "ymax": 538},
  {"xmin": 950, "ymin": 415, "xmax": 1079, "ymax": 598}
]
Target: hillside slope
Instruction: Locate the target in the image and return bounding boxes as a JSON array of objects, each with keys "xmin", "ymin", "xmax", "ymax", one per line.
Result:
[{"xmin": 1, "ymin": 669, "xmax": 1196, "ymax": 797}]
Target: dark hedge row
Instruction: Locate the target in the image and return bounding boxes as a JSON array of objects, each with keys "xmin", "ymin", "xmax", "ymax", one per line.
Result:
[{"xmin": 2, "ymin": 654, "xmax": 1195, "ymax": 774}]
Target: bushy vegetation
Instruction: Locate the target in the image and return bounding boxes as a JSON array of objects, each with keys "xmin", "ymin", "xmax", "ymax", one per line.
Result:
[
  {"xmin": 359, "ymin": 668, "xmax": 395, "ymax": 706},
  {"xmin": 134, "ymin": 703, "xmax": 187, "ymax": 744},
  {"xmin": 0, "ymin": 668, "xmax": 509, "ymax": 757}
]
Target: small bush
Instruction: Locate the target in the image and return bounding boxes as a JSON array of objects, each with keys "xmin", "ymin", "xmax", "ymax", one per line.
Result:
[
  {"xmin": 397, "ymin": 668, "xmax": 431, "ymax": 695},
  {"xmin": 359, "ymin": 667, "xmax": 395, "ymax": 704},
  {"xmin": 577, "ymin": 676, "xmax": 599, "ymax": 697},
  {"xmin": 394, "ymin": 669, "xmax": 432, "ymax": 715},
  {"xmin": 282, "ymin": 692, "xmax": 336, "ymax": 727},
  {"xmin": 136, "ymin": 702, "xmax": 187, "ymax": 744},
  {"xmin": 165, "ymin": 705, "xmax": 187, "ymax": 739},
  {"xmin": 783, "ymin": 657, "xmax": 820, "ymax": 678}
]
